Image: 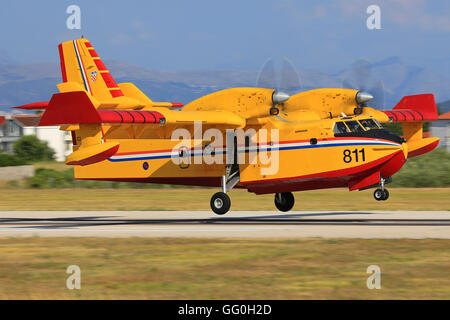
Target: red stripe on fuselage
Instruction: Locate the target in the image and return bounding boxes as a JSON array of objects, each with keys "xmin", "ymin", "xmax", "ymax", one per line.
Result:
[{"xmin": 241, "ymin": 150, "xmax": 403, "ymax": 185}]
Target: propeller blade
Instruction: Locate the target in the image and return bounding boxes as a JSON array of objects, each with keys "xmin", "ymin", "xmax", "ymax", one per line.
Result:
[
  {"xmin": 366, "ymin": 79, "xmax": 385, "ymax": 109},
  {"xmin": 279, "ymin": 57, "xmax": 302, "ymax": 95},
  {"xmin": 342, "ymin": 58, "xmax": 385, "ymax": 110},
  {"xmin": 350, "ymin": 59, "xmax": 372, "ymax": 92},
  {"xmin": 256, "ymin": 57, "xmax": 277, "ymax": 89}
]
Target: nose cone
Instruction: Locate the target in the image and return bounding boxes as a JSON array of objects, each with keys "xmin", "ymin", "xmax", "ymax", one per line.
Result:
[
  {"xmin": 380, "ymin": 145, "xmax": 407, "ymax": 179},
  {"xmin": 272, "ymin": 91, "xmax": 290, "ymax": 104},
  {"xmin": 356, "ymin": 91, "xmax": 374, "ymax": 104}
]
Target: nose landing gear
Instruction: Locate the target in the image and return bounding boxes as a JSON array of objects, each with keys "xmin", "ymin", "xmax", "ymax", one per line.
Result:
[
  {"xmin": 373, "ymin": 188, "xmax": 389, "ymax": 201},
  {"xmin": 373, "ymin": 176, "xmax": 389, "ymax": 201}
]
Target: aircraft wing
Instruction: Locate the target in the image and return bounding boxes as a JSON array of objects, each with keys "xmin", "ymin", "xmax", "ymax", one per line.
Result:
[
  {"xmin": 376, "ymin": 94, "xmax": 440, "ymax": 158},
  {"xmin": 381, "ymin": 94, "xmax": 438, "ymax": 122}
]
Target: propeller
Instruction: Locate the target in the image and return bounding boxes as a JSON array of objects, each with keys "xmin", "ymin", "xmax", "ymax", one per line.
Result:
[
  {"xmin": 256, "ymin": 56, "xmax": 303, "ymax": 115},
  {"xmin": 341, "ymin": 59, "xmax": 385, "ymax": 113}
]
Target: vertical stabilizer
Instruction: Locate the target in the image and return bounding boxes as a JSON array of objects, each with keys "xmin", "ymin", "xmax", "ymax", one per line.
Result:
[{"xmin": 58, "ymin": 38, "xmax": 124, "ymax": 100}]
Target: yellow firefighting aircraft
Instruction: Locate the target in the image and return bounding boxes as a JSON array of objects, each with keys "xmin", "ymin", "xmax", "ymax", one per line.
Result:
[{"xmin": 16, "ymin": 38, "xmax": 440, "ymax": 214}]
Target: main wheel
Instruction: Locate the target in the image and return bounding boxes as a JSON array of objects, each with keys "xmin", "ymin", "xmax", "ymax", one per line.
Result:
[
  {"xmin": 274, "ymin": 192, "xmax": 295, "ymax": 212},
  {"xmin": 373, "ymin": 188, "xmax": 384, "ymax": 201},
  {"xmin": 210, "ymin": 192, "xmax": 231, "ymax": 215}
]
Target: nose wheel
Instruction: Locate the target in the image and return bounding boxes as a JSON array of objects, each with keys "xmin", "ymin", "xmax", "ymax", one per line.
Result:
[
  {"xmin": 210, "ymin": 192, "xmax": 231, "ymax": 215},
  {"xmin": 374, "ymin": 176, "xmax": 389, "ymax": 201},
  {"xmin": 373, "ymin": 188, "xmax": 389, "ymax": 201},
  {"xmin": 274, "ymin": 192, "xmax": 295, "ymax": 212}
]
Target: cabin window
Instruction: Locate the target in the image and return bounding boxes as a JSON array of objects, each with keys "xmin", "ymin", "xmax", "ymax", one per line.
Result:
[
  {"xmin": 344, "ymin": 121, "xmax": 364, "ymax": 133},
  {"xmin": 359, "ymin": 119, "xmax": 379, "ymax": 130},
  {"xmin": 333, "ymin": 122, "xmax": 349, "ymax": 134}
]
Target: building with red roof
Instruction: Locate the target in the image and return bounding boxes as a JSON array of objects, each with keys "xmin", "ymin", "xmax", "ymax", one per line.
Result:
[{"xmin": 430, "ymin": 112, "xmax": 450, "ymax": 152}]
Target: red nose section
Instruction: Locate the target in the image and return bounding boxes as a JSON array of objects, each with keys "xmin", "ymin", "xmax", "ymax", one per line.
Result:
[{"xmin": 380, "ymin": 149, "xmax": 407, "ymax": 178}]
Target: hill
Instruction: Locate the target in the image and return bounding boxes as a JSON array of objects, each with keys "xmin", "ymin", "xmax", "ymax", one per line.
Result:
[{"xmin": 1, "ymin": 57, "xmax": 449, "ymax": 113}]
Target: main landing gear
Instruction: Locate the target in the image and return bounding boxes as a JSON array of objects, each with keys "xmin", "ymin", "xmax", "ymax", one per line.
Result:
[
  {"xmin": 373, "ymin": 176, "xmax": 389, "ymax": 201},
  {"xmin": 274, "ymin": 192, "xmax": 295, "ymax": 212},
  {"xmin": 210, "ymin": 165, "xmax": 240, "ymax": 215},
  {"xmin": 210, "ymin": 192, "xmax": 231, "ymax": 215}
]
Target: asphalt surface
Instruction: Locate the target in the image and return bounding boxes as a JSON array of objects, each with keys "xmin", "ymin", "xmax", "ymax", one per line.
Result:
[{"xmin": 0, "ymin": 210, "xmax": 449, "ymax": 238}]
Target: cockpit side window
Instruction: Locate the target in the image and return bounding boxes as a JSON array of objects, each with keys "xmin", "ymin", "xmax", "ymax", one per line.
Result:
[
  {"xmin": 345, "ymin": 121, "xmax": 364, "ymax": 133},
  {"xmin": 359, "ymin": 119, "xmax": 380, "ymax": 130},
  {"xmin": 333, "ymin": 122, "xmax": 349, "ymax": 134}
]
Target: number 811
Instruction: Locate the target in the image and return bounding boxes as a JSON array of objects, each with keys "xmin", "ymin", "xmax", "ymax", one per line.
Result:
[{"xmin": 343, "ymin": 148, "xmax": 366, "ymax": 163}]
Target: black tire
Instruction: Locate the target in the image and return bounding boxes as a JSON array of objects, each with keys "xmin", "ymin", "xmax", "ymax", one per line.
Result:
[
  {"xmin": 210, "ymin": 192, "xmax": 231, "ymax": 215},
  {"xmin": 373, "ymin": 188, "xmax": 384, "ymax": 201},
  {"xmin": 381, "ymin": 189, "xmax": 389, "ymax": 201},
  {"xmin": 274, "ymin": 192, "xmax": 295, "ymax": 212}
]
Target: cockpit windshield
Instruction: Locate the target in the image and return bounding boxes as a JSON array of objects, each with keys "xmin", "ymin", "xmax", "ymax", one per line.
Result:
[
  {"xmin": 334, "ymin": 118, "xmax": 381, "ymax": 134},
  {"xmin": 359, "ymin": 119, "xmax": 380, "ymax": 130},
  {"xmin": 333, "ymin": 117, "xmax": 401, "ymax": 143},
  {"xmin": 344, "ymin": 121, "xmax": 364, "ymax": 133}
]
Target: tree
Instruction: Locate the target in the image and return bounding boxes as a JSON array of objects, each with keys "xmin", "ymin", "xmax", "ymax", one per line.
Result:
[{"xmin": 13, "ymin": 135, "xmax": 55, "ymax": 162}]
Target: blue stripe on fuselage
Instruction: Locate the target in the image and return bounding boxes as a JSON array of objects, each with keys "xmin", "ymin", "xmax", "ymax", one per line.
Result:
[{"xmin": 107, "ymin": 141, "xmax": 399, "ymax": 162}]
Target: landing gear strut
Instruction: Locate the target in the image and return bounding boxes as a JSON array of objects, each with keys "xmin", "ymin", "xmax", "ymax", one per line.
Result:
[
  {"xmin": 274, "ymin": 192, "xmax": 295, "ymax": 212},
  {"xmin": 374, "ymin": 177, "xmax": 389, "ymax": 201}
]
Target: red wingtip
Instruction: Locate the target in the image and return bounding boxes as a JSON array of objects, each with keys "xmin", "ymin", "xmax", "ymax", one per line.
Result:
[
  {"xmin": 13, "ymin": 101, "xmax": 49, "ymax": 110},
  {"xmin": 393, "ymin": 94, "xmax": 438, "ymax": 121},
  {"xmin": 170, "ymin": 102, "xmax": 184, "ymax": 107}
]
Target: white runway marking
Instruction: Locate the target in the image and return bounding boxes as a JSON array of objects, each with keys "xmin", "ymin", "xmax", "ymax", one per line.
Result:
[{"xmin": 0, "ymin": 210, "xmax": 448, "ymax": 238}]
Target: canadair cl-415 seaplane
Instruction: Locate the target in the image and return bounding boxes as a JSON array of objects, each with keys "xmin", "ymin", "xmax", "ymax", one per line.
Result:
[{"xmin": 16, "ymin": 38, "xmax": 440, "ymax": 214}]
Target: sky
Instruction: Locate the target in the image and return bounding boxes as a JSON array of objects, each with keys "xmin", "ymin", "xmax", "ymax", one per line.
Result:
[{"xmin": 0, "ymin": 0, "xmax": 449, "ymax": 74}]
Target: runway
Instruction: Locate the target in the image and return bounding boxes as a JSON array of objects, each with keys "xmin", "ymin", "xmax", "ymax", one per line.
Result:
[{"xmin": 0, "ymin": 210, "xmax": 449, "ymax": 238}]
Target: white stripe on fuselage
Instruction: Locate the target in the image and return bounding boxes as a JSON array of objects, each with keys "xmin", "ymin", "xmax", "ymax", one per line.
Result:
[{"xmin": 108, "ymin": 139, "xmax": 400, "ymax": 162}]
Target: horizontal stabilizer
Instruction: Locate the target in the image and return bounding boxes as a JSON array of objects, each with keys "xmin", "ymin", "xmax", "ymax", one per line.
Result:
[
  {"xmin": 14, "ymin": 101, "xmax": 49, "ymax": 110},
  {"xmin": 39, "ymin": 91, "xmax": 165, "ymax": 126},
  {"xmin": 116, "ymin": 83, "xmax": 183, "ymax": 109}
]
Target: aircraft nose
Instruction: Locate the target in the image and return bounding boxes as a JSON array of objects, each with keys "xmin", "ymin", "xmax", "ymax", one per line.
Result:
[{"xmin": 380, "ymin": 145, "xmax": 407, "ymax": 178}]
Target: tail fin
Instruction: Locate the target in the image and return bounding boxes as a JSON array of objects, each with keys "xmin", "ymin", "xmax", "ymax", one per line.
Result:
[{"xmin": 58, "ymin": 38, "xmax": 124, "ymax": 99}]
